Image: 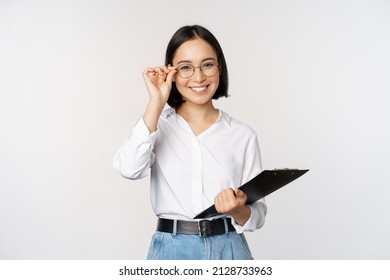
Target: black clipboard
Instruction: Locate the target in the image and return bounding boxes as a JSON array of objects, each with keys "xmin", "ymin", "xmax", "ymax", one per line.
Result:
[{"xmin": 194, "ymin": 169, "xmax": 309, "ymax": 219}]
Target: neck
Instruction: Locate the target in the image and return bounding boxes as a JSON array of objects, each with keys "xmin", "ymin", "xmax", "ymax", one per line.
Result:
[{"xmin": 176, "ymin": 101, "xmax": 218, "ymax": 122}]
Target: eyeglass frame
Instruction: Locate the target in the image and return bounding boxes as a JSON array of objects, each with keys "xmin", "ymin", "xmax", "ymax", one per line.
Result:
[{"xmin": 175, "ymin": 63, "xmax": 220, "ymax": 79}]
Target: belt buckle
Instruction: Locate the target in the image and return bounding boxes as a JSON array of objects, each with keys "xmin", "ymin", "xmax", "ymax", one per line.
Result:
[{"xmin": 198, "ymin": 220, "xmax": 212, "ymax": 238}]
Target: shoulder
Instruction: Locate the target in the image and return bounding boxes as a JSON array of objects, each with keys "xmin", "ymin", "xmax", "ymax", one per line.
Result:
[{"xmin": 219, "ymin": 110, "xmax": 257, "ymax": 137}]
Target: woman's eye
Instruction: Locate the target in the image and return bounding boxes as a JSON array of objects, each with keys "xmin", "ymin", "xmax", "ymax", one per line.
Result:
[
  {"xmin": 203, "ymin": 62, "xmax": 215, "ymax": 69},
  {"xmin": 179, "ymin": 65, "xmax": 192, "ymax": 71}
]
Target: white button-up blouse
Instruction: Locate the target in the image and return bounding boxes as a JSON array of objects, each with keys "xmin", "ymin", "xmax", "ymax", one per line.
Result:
[{"xmin": 113, "ymin": 108, "xmax": 267, "ymax": 233}]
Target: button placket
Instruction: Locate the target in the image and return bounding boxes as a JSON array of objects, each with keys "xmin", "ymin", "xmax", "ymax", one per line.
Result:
[{"xmin": 191, "ymin": 138, "xmax": 204, "ymax": 214}]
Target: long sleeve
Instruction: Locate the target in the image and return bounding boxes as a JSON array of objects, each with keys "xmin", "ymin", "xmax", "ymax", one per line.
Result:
[
  {"xmin": 113, "ymin": 117, "xmax": 157, "ymax": 180},
  {"xmin": 113, "ymin": 108, "xmax": 267, "ymax": 228},
  {"xmin": 231, "ymin": 132, "xmax": 267, "ymax": 233},
  {"xmin": 232, "ymin": 200, "xmax": 267, "ymax": 233}
]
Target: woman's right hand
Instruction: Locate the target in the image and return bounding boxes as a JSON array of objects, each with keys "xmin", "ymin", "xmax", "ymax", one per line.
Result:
[{"xmin": 142, "ymin": 65, "xmax": 177, "ymax": 106}]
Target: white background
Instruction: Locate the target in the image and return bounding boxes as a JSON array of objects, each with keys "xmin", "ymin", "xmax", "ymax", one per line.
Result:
[{"xmin": 0, "ymin": 0, "xmax": 389, "ymax": 259}]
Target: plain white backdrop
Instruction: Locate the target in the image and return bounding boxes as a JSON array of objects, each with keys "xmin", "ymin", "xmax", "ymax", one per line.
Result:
[{"xmin": 1, "ymin": 0, "xmax": 389, "ymax": 259}]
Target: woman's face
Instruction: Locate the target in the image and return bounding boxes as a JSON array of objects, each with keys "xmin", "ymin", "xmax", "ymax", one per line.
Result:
[{"xmin": 172, "ymin": 38, "xmax": 220, "ymax": 107}]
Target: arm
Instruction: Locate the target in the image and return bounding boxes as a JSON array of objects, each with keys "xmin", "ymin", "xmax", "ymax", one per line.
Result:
[
  {"xmin": 113, "ymin": 65, "xmax": 176, "ymax": 179},
  {"xmin": 214, "ymin": 131, "xmax": 267, "ymax": 232},
  {"xmin": 142, "ymin": 65, "xmax": 176, "ymax": 132}
]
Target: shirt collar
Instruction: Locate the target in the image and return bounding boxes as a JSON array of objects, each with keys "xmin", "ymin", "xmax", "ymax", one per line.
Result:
[
  {"xmin": 162, "ymin": 107, "xmax": 231, "ymax": 127},
  {"xmin": 162, "ymin": 107, "xmax": 176, "ymax": 119},
  {"xmin": 218, "ymin": 109, "xmax": 232, "ymax": 127}
]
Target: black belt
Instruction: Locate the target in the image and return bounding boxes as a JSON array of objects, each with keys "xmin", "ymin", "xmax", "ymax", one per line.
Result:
[{"xmin": 157, "ymin": 217, "xmax": 235, "ymax": 238}]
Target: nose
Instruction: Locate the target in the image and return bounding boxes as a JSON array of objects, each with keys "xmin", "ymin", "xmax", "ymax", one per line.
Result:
[{"xmin": 192, "ymin": 66, "xmax": 206, "ymax": 82}]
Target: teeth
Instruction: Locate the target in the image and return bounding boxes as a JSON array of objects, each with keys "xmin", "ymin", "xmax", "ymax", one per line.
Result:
[{"xmin": 192, "ymin": 86, "xmax": 206, "ymax": 92}]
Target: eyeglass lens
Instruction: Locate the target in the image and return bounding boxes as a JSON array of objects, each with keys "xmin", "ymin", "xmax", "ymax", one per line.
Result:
[{"xmin": 177, "ymin": 64, "xmax": 218, "ymax": 78}]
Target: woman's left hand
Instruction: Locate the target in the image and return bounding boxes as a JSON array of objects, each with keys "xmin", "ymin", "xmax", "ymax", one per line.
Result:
[
  {"xmin": 214, "ymin": 188, "xmax": 250, "ymax": 226},
  {"xmin": 214, "ymin": 188, "xmax": 247, "ymax": 216}
]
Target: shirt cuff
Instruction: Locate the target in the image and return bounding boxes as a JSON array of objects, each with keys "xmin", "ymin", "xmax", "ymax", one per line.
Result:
[{"xmin": 231, "ymin": 201, "xmax": 267, "ymax": 233}]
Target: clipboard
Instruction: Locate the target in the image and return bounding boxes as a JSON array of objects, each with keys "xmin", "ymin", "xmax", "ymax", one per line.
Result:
[{"xmin": 194, "ymin": 168, "xmax": 309, "ymax": 219}]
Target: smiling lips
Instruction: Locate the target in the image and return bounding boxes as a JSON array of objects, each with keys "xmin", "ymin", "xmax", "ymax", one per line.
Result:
[{"xmin": 190, "ymin": 86, "xmax": 207, "ymax": 93}]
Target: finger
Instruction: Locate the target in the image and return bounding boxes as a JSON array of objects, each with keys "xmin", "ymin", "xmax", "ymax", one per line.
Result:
[
  {"xmin": 143, "ymin": 67, "xmax": 157, "ymax": 78},
  {"xmin": 161, "ymin": 65, "xmax": 170, "ymax": 72},
  {"xmin": 222, "ymin": 188, "xmax": 235, "ymax": 198},
  {"xmin": 214, "ymin": 194, "xmax": 225, "ymax": 213},
  {"xmin": 143, "ymin": 67, "xmax": 152, "ymax": 76},
  {"xmin": 214, "ymin": 189, "xmax": 238, "ymax": 214},
  {"xmin": 233, "ymin": 188, "xmax": 247, "ymax": 203},
  {"xmin": 157, "ymin": 70, "xmax": 167, "ymax": 83},
  {"xmin": 156, "ymin": 67, "xmax": 163, "ymax": 76},
  {"xmin": 233, "ymin": 188, "xmax": 244, "ymax": 197},
  {"xmin": 165, "ymin": 68, "xmax": 177, "ymax": 84},
  {"xmin": 145, "ymin": 66, "xmax": 164, "ymax": 75},
  {"xmin": 155, "ymin": 65, "xmax": 167, "ymax": 74},
  {"xmin": 215, "ymin": 188, "xmax": 234, "ymax": 207},
  {"xmin": 163, "ymin": 66, "xmax": 170, "ymax": 73}
]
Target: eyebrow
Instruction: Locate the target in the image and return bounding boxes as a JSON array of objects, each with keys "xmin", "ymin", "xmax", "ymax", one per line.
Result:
[{"xmin": 176, "ymin": 57, "xmax": 217, "ymax": 65}]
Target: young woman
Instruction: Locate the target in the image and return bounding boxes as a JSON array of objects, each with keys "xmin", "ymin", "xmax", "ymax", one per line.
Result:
[{"xmin": 114, "ymin": 25, "xmax": 267, "ymax": 260}]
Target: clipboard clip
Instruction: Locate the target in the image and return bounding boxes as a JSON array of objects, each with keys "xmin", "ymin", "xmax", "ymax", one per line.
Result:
[
  {"xmin": 274, "ymin": 168, "xmax": 299, "ymax": 170},
  {"xmin": 273, "ymin": 168, "xmax": 299, "ymax": 175}
]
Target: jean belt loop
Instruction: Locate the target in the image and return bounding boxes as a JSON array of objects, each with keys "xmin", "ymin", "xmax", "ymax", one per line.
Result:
[
  {"xmin": 223, "ymin": 218, "xmax": 229, "ymax": 234},
  {"xmin": 172, "ymin": 219, "xmax": 177, "ymax": 236}
]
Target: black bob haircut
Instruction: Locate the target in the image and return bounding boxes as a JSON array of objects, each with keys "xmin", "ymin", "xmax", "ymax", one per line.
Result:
[{"xmin": 165, "ymin": 25, "xmax": 229, "ymax": 109}]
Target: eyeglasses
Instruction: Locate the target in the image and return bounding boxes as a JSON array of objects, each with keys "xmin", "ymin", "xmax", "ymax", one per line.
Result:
[{"xmin": 176, "ymin": 62, "xmax": 219, "ymax": 79}]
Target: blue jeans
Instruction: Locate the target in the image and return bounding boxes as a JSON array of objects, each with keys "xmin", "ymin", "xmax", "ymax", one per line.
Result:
[{"xmin": 147, "ymin": 231, "xmax": 254, "ymax": 260}]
